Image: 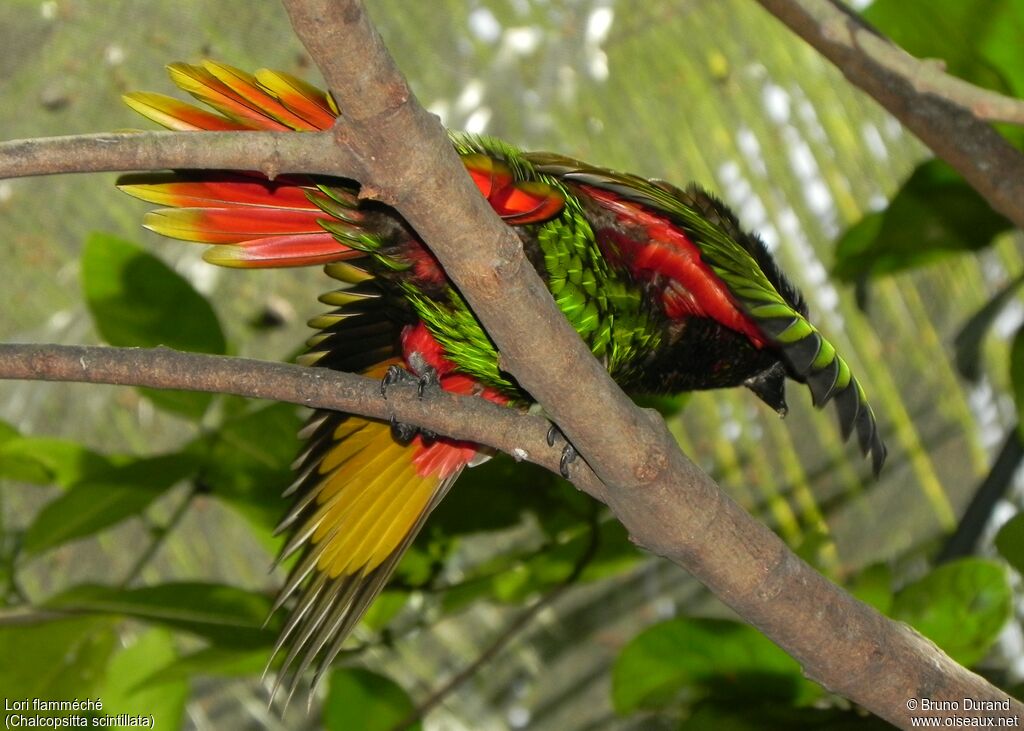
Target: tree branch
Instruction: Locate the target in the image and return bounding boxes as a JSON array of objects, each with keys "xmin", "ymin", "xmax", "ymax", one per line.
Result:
[
  {"xmin": 0, "ymin": 343, "xmax": 604, "ymax": 499},
  {"xmin": 0, "ymin": 131, "xmax": 357, "ymax": 181},
  {"xmin": 902, "ymin": 63, "xmax": 1024, "ymax": 126},
  {"xmin": 275, "ymin": 1, "xmax": 1019, "ymax": 728},
  {"xmin": 753, "ymin": 0, "xmax": 1024, "ymax": 231}
]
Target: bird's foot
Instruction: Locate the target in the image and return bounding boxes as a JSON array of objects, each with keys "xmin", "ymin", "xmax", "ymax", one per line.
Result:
[
  {"xmin": 546, "ymin": 423, "xmax": 578, "ymax": 478},
  {"xmin": 381, "ymin": 359, "xmax": 441, "ymax": 444},
  {"xmin": 380, "ymin": 354, "xmax": 441, "ymax": 398}
]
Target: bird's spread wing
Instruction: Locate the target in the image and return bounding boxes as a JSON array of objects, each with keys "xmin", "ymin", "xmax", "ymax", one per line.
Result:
[{"xmin": 530, "ymin": 154, "xmax": 886, "ymax": 475}]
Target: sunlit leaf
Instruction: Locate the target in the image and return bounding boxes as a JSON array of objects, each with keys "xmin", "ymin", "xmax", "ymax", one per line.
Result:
[
  {"xmin": 44, "ymin": 582, "xmax": 278, "ymax": 648},
  {"xmin": 995, "ymin": 512, "xmax": 1024, "ymax": 575},
  {"xmin": 324, "ymin": 668, "xmax": 420, "ymax": 731},
  {"xmin": 846, "ymin": 563, "xmax": 894, "ymax": 615},
  {"xmin": 137, "ymin": 646, "xmax": 268, "ymax": 689},
  {"xmin": 612, "ymin": 618, "xmax": 818, "ymax": 714},
  {"xmin": 81, "ymin": 232, "xmax": 227, "ymax": 418},
  {"xmin": 891, "ymin": 558, "xmax": 1011, "ymax": 667},
  {"xmin": 833, "ymin": 161, "xmax": 1012, "ymax": 281},
  {"xmin": 360, "ymin": 590, "xmax": 410, "ymax": 632},
  {"xmin": 864, "ymin": 0, "xmax": 1024, "ymax": 98},
  {"xmin": 23, "ymin": 453, "xmax": 200, "ymax": 554},
  {"xmin": 0, "ymin": 436, "xmax": 116, "ymax": 488},
  {"xmin": 100, "ymin": 629, "xmax": 187, "ymax": 728},
  {"xmin": 0, "ymin": 616, "xmax": 117, "ymax": 703}
]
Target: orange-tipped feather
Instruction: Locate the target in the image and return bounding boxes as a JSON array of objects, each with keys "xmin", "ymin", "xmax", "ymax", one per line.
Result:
[
  {"xmin": 202, "ymin": 234, "xmax": 355, "ymax": 268},
  {"xmin": 202, "ymin": 60, "xmax": 317, "ymax": 131},
  {"xmin": 122, "ymin": 92, "xmax": 247, "ymax": 131},
  {"xmin": 142, "ymin": 206, "xmax": 327, "ymax": 243},
  {"xmin": 119, "ymin": 174, "xmax": 320, "ymax": 210},
  {"xmin": 168, "ymin": 62, "xmax": 292, "ymax": 131},
  {"xmin": 254, "ymin": 68, "xmax": 337, "ymax": 130}
]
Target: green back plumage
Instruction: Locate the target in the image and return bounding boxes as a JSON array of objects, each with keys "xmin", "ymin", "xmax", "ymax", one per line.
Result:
[{"xmin": 527, "ymin": 156, "xmax": 886, "ymax": 474}]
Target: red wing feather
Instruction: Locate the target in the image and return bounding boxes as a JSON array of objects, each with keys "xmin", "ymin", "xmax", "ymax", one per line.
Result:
[{"xmin": 582, "ymin": 184, "xmax": 765, "ymax": 346}]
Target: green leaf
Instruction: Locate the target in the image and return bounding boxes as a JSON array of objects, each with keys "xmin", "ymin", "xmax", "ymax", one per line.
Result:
[
  {"xmin": 0, "ymin": 419, "xmax": 18, "ymax": 445},
  {"xmin": 100, "ymin": 629, "xmax": 187, "ymax": 729},
  {"xmin": 0, "ymin": 436, "xmax": 116, "ymax": 487},
  {"xmin": 864, "ymin": 0, "xmax": 1024, "ymax": 98},
  {"xmin": 611, "ymin": 618, "xmax": 817, "ymax": 714},
  {"xmin": 1012, "ymin": 325, "xmax": 1024, "ymax": 442},
  {"xmin": 360, "ymin": 590, "xmax": 410, "ymax": 632},
  {"xmin": 995, "ymin": 512, "xmax": 1024, "ymax": 575},
  {"xmin": 427, "ymin": 456, "xmax": 555, "ymax": 537},
  {"xmin": 955, "ymin": 272, "xmax": 1024, "ymax": 382},
  {"xmin": 833, "ymin": 161, "xmax": 1012, "ymax": 281},
  {"xmin": 190, "ymin": 402, "xmax": 302, "ymax": 533},
  {"xmin": 323, "ymin": 668, "xmax": 420, "ymax": 731},
  {"xmin": 891, "ymin": 558, "xmax": 1011, "ymax": 667},
  {"xmin": 0, "ymin": 616, "xmax": 118, "ymax": 703},
  {"xmin": 633, "ymin": 392, "xmax": 689, "ymax": 418},
  {"xmin": 508, "ymin": 520, "xmax": 641, "ymax": 601},
  {"xmin": 81, "ymin": 232, "xmax": 227, "ymax": 419},
  {"xmin": 137, "ymin": 646, "xmax": 268, "ymax": 690},
  {"xmin": 681, "ymin": 701, "xmax": 892, "ymax": 730},
  {"xmin": 23, "ymin": 453, "xmax": 200, "ymax": 554},
  {"xmin": 440, "ymin": 518, "xmax": 640, "ymax": 613},
  {"xmin": 846, "ymin": 563, "xmax": 894, "ymax": 615},
  {"xmin": 43, "ymin": 581, "xmax": 278, "ymax": 648}
]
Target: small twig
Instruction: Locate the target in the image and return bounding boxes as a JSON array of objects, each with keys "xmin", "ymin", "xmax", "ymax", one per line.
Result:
[
  {"xmin": 903, "ymin": 64, "xmax": 1024, "ymax": 126},
  {"xmin": 0, "ymin": 606, "xmax": 73, "ymax": 626},
  {"xmin": 120, "ymin": 482, "xmax": 202, "ymax": 587},
  {"xmin": 391, "ymin": 507, "xmax": 602, "ymax": 731},
  {"xmin": 814, "ymin": 1, "xmax": 1024, "ymax": 125},
  {"xmin": 754, "ymin": 0, "xmax": 1024, "ymax": 232}
]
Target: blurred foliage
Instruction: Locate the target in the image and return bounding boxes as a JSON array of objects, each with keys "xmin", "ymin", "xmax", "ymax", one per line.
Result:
[
  {"xmin": 833, "ymin": 160, "xmax": 1013, "ymax": 282},
  {"xmin": 610, "ymin": 559, "xmax": 1012, "ymax": 727},
  {"xmin": 323, "ymin": 668, "xmax": 421, "ymax": 731},
  {"xmin": 890, "ymin": 559, "xmax": 1011, "ymax": 668},
  {"xmin": 862, "ymin": 0, "xmax": 1024, "ymax": 98},
  {"xmin": 1, "ymin": 0, "xmax": 1024, "ymax": 730},
  {"xmin": 995, "ymin": 513, "xmax": 1024, "ymax": 574},
  {"xmin": 611, "ymin": 618, "xmax": 819, "ymax": 714},
  {"xmin": 81, "ymin": 232, "xmax": 227, "ymax": 418}
]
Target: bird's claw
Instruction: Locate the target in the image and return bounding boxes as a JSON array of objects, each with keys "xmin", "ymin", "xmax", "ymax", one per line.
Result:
[
  {"xmin": 415, "ymin": 365, "xmax": 440, "ymax": 398},
  {"xmin": 380, "ymin": 362, "xmax": 440, "ymax": 400},
  {"xmin": 382, "ymin": 360, "xmax": 441, "ymax": 444},
  {"xmin": 546, "ymin": 423, "xmax": 577, "ymax": 478},
  {"xmin": 559, "ymin": 443, "xmax": 577, "ymax": 478},
  {"xmin": 389, "ymin": 414, "xmax": 419, "ymax": 444},
  {"xmin": 380, "ymin": 364, "xmax": 416, "ymax": 399}
]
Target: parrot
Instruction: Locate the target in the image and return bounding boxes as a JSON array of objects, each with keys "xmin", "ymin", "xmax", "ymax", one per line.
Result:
[{"xmin": 117, "ymin": 60, "xmax": 887, "ymax": 698}]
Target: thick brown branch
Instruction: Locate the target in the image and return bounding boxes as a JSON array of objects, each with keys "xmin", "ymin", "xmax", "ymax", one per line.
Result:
[
  {"xmin": 0, "ymin": 343, "xmax": 603, "ymax": 498},
  {"xmin": 754, "ymin": 0, "xmax": 1024, "ymax": 231},
  {"xmin": 0, "ymin": 131, "xmax": 357, "ymax": 181},
  {"xmin": 281, "ymin": 1, "xmax": 1022, "ymax": 727}
]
